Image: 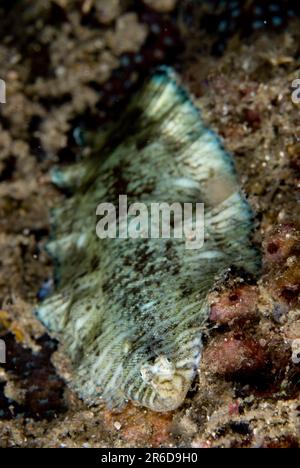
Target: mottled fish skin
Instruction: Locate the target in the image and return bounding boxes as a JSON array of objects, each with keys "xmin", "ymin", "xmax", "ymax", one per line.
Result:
[{"xmin": 37, "ymin": 67, "xmax": 260, "ymax": 412}]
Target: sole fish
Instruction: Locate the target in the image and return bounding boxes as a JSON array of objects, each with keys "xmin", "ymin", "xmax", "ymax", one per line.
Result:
[{"xmin": 36, "ymin": 67, "xmax": 260, "ymax": 412}]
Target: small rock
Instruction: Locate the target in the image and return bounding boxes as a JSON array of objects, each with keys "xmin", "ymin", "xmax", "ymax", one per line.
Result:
[
  {"xmin": 105, "ymin": 13, "xmax": 148, "ymax": 56},
  {"xmin": 210, "ymin": 286, "xmax": 258, "ymax": 325},
  {"xmin": 203, "ymin": 334, "xmax": 266, "ymax": 376},
  {"xmin": 291, "ymin": 339, "xmax": 300, "ymax": 364},
  {"xmin": 243, "ymin": 108, "xmax": 261, "ymax": 130},
  {"xmin": 263, "ymin": 225, "xmax": 299, "ymax": 266},
  {"xmin": 95, "ymin": 0, "xmax": 121, "ymax": 25}
]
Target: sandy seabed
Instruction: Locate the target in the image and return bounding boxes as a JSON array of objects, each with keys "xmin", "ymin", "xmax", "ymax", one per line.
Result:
[{"xmin": 0, "ymin": 0, "xmax": 299, "ymax": 448}]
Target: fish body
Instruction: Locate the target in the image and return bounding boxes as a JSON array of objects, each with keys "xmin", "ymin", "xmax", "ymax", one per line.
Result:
[{"xmin": 37, "ymin": 67, "xmax": 259, "ymax": 411}]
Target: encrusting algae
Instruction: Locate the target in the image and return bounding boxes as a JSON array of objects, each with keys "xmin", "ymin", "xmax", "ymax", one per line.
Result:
[{"xmin": 36, "ymin": 66, "xmax": 260, "ymax": 412}]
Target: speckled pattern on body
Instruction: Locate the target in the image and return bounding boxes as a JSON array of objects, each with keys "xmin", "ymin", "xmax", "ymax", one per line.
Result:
[{"xmin": 36, "ymin": 67, "xmax": 259, "ymax": 412}]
